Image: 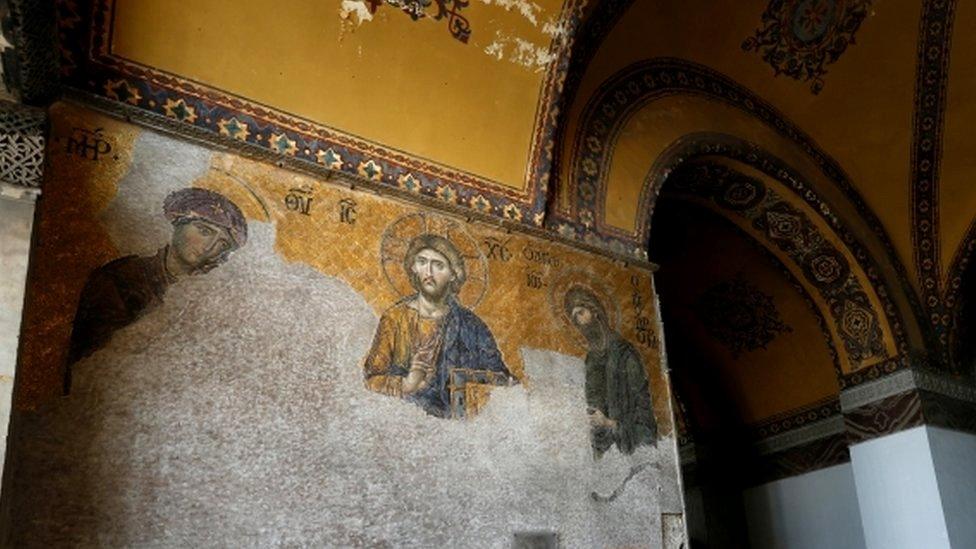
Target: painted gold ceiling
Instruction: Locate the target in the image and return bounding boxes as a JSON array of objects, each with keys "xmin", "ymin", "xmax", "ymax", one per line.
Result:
[{"xmin": 59, "ymin": 0, "xmax": 582, "ymax": 223}]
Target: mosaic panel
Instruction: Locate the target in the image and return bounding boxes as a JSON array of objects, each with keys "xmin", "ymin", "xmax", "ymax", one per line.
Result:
[{"xmin": 6, "ymin": 103, "xmax": 683, "ymax": 546}]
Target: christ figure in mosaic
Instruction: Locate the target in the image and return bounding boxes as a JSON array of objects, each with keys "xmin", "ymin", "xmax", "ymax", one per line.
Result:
[{"xmin": 363, "ymin": 233, "xmax": 515, "ymax": 418}]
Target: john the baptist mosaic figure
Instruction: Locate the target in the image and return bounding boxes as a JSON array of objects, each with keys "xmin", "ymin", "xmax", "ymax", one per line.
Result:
[
  {"xmin": 564, "ymin": 285, "xmax": 657, "ymax": 457},
  {"xmin": 66, "ymin": 188, "xmax": 247, "ymax": 393},
  {"xmin": 363, "ymin": 214, "xmax": 515, "ymax": 418}
]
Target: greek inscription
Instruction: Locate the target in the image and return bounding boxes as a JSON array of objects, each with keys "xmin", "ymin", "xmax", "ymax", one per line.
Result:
[
  {"xmin": 284, "ymin": 187, "xmax": 314, "ymax": 216},
  {"xmin": 339, "ymin": 198, "xmax": 357, "ymax": 224},
  {"xmin": 484, "ymin": 237, "xmax": 512, "ymax": 262},
  {"xmin": 635, "ymin": 316, "xmax": 658, "ymax": 349},
  {"xmin": 630, "ymin": 274, "xmax": 650, "ymax": 313},
  {"xmin": 521, "ymin": 246, "xmax": 561, "ymax": 268},
  {"xmin": 526, "ymin": 270, "xmax": 545, "ymax": 289},
  {"xmin": 65, "ymin": 127, "xmax": 112, "ymax": 161}
]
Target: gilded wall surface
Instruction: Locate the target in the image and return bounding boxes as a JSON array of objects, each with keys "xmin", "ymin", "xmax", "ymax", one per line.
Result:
[{"xmin": 6, "ymin": 103, "xmax": 683, "ymax": 547}]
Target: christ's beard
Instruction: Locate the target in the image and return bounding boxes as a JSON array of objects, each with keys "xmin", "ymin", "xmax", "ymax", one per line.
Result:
[{"xmin": 418, "ymin": 280, "xmax": 450, "ymax": 303}]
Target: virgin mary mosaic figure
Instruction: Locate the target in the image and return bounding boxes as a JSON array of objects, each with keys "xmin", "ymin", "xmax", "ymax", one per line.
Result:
[{"xmin": 66, "ymin": 187, "xmax": 248, "ymax": 393}]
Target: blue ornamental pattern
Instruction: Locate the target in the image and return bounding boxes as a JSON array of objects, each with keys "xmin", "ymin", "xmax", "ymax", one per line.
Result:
[{"xmin": 742, "ymin": 0, "xmax": 872, "ymax": 94}]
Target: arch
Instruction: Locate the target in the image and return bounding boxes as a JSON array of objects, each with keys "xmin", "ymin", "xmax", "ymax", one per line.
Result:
[
  {"xmin": 660, "ymin": 160, "xmax": 901, "ymax": 375},
  {"xmin": 555, "ymin": 58, "xmax": 931, "ymax": 374},
  {"xmin": 655, "ymin": 198, "xmax": 844, "ymax": 384},
  {"xmin": 947, "ymin": 222, "xmax": 976, "ymax": 375},
  {"xmin": 561, "ymin": 59, "xmax": 901, "ymax": 260},
  {"xmin": 654, "ymin": 199, "xmax": 847, "ymax": 492}
]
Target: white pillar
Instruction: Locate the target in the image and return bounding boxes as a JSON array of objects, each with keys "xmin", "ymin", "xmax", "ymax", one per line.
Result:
[
  {"xmin": 926, "ymin": 426, "xmax": 976, "ymax": 547},
  {"xmin": 0, "ymin": 187, "xmax": 35, "ymax": 473},
  {"xmin": 850, "ymin": 425, "xmax": 976, "ymax": 549},
  {"xmin": 743, "ymin": 463, "xmax": 866, "ymax": 549}
]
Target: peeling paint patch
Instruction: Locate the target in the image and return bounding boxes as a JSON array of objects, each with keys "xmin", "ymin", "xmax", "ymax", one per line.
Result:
[
  {"xmin": 483, "ymin": 32, "xmax": 555, "ymax": 72},
  {"xmin": 480, "ymin": 0, "xmax": 543, "ymax": 26},
  {"xmin": 338, "ymin": 0, "xmax": 374, "ymax": 25},
  {"xmin": 484, "ymin": 41, "xmax": 505, "ymax": 60},
  {"xmin": 541, "ymin": 17, "xmax": 568, "ymax": 38}
]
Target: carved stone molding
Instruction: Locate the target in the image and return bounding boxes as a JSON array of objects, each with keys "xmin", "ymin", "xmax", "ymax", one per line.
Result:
[
  {"xmin": 0, "ymin": 99, "xmax": 46, "ymax": 197},
  {"xmin": 755, "ymin": 415, "xmax": 846, "ymax": 456},
  {"xmin": 839, "ymin": 368, "xmax": 915, "ymax": 411},
  {"xmin": 0, "ymin": 0, "xmax": 60, "ymax": 105},
  {"xmin": 841, "ymin": 366, "xmax": 976, "ymax": 442},
  {"xmin": 840, "ymin": 367, "xmax": 976, "ymax": 412}
]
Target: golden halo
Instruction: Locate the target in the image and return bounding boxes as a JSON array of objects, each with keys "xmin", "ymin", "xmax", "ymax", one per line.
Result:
[
  {"xmin": 380, "ymin": 212, "xmax": 489, "ymax": 309},
  {"xmin": 548, "ymin": 267, "xmax": 622, "ymax": 344}
]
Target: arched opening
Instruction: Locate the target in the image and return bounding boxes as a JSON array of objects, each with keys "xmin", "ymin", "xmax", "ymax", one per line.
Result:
[
  {"xmin": 649, "ymin": 167, "xmax": 851, "ymax": 548},
  {"xmin": 951, "ymin": 248, "xmax": 976, "ymax": 377}
]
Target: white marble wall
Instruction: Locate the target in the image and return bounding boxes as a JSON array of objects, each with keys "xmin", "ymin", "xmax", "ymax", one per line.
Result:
[
  {"xmin": 743, "ymin": 463, "xmax": 866, "ymax": 549},
  {"xmin": 926, "ymin": 426, "xmax": 976, "ymax": 548},
  {"xmin": 850, "ymin": 426, "xmax": 952, "ymax": 549},
  {"xmin": 0, "ymin": 192, "xmax": 35, "ymax": 472}
]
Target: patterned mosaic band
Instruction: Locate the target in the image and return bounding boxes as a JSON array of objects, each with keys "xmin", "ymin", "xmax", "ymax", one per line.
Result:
[
  {"xmin": 843, "ymin": 370, "xmax": 976, "ymax": 444},
  {"xmin": 65, "ymin": 92, "xmax": 660, "ymax": 275},
  {"xmin": 844, "ymin": 390, "xmax": 924, "ymax": 445},
  {"xmin": 0, "ymin": 100, "xmax": 46, "ymax": 197},
  {"xmin": 0, "ymin": 0, "xmax": 61, "ymax": 105},
  {"xmin": 911, "ymin": 0, "xmax": 958, "ymax": 361},
  {"xmin": 750, "ymin": 398, "xmax": 842, "ymax": 443},
  {"xmin": 754, "ymin": 415, "xmax": 846, "ymax": 457},
  {"xmin": 751, "ymin": 432, "xmax": 850, "ymax": 486}
]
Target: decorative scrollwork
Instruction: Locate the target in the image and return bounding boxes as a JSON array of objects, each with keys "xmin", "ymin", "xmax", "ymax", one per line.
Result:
[
  {"xmin": 0, "ymin": 100, "xmax": 46, "ymax": 191},
  {"xmin": 742, "ymin": 0, "xmax": 872, "ymax": 94},
  {"xmin": 364, "ymin": 0, "xmax": 471, "ymax": 43},
  {"xmin": 694, "ymin": 275, "xmax": 793, "ymax": 358}
]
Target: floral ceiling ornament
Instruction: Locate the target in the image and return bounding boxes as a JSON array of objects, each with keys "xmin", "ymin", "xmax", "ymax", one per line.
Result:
[
  {"xmin": 694, "ymin": 275, "xmax": 793, "ymax": 358},
  {"xmin": 742, "ymin": 0, "xmax": 873, "ymax": 94},
  {"xmin": 364, "ymin": 0, "xmax": 472, "ymax": 42}
]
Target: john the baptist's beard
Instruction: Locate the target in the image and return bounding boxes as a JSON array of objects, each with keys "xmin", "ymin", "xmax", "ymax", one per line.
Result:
[{"xmin": 576, "ymin": 318, "xmax": 607, "ymax": 347}]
